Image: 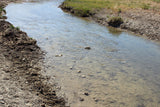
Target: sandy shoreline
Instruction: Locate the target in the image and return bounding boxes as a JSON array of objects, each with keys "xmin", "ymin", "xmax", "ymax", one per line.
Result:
[{"xmin": 0, "ymin": 0, "xmax": 66, "ymax": 107}]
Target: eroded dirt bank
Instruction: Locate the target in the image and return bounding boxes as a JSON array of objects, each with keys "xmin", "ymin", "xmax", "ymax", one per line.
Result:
[
  {"xmin": 60, "ymin": 5, "xmax": 160, "ymax": 42},
  {"xmin": 92, "ymin": 9, "xmax": 160, "ymax": 41},
  {"xmin": 0, "ymin": 1, "xmax": 65, "ymax": 107}
]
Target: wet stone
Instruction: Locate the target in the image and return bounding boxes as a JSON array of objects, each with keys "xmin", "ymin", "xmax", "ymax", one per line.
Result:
[
  {"xmin": 0, "ymin": 95, "xmax": 3, "ymax": 99},
  {"xmin": 70, "ymin": 67, "xmax": 73, "ymax": 70},
  {"xmin": 0, "ymin": 100, "xmax": 5, "ymax": 104},
  {"xmin": 85, "ymin": 47, "xmax": 91, "ymax": 50},
  {"xmin": 120, "ymin": 102, "xmax": 125, "ymax": 105},
  {"xmin": 137, "ymin": 104, "xmax": 145, "ymax": 107},
  {"xmin": 94, "ymin": 99, "xmax": 99, "ymax": 102},
  {"xmin": 77, "ymin": 70, "xmax": 81, "ymax": 73},
  {"xmin": 79, "ymin": 97, "xmax": 84, "ymax": 101},
  {"xmin": 84, "ymin": 92, "xmax": 89, "ymax": 96},
  {"xmin": 120, "ymin": 61, "xmax": 127, "ymax": 64},
  {"xmin": 25, "ymin": 103, "xmax": 33, "ymax": 106},
  {"xmin": 55, "ymin": 54, "xmax": 63, "ymax": 57},
  {"xmin": 41, "ymin": 104, "xmax": 46, "ymax": 107},
  {"xmin": 3, "ymin": 77, "xmax": 9, "ymax": 80},
  {"xmin": 81, "ymin": 75, "xmax": 86, "ymax": 78},
  {"xmin": 109, "ymin": 100, "xmax": 116, "ymax": 103}
]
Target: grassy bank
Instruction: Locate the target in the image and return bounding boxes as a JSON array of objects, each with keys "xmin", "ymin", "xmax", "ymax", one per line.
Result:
[
  {"xmin": 61, "ymin": 0, "xmax": 160, "ymax": 16},
  {"xmin": 61, "ymin": 0, "xmax": 160, "ymax": 41}
]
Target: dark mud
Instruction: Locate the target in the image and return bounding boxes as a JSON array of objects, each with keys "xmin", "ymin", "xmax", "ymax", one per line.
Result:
[
  {"xmin": 0, "ymin": 1, "xmax": 66, "ymax": 107},
  {"xmin": 60, "ymin": 4, "xmax": 160, "ymax": 42}
]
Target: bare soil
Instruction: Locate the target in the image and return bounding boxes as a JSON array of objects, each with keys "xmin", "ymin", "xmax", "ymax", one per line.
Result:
[{"xmin": 0, "ymin": 1, "xmax": 66, "ymax": 107}]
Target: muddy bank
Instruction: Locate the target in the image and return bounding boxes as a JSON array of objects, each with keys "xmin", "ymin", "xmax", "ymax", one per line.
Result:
[
  {"xmin": 0, "ymin": 1, "xmax": 65, "ymax": 107},
  {"xmin": 60, "ymin": 4, "xmax": 160, "ymax": 42}
]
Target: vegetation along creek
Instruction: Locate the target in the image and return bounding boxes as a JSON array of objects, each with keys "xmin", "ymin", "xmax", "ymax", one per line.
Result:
[{"xmin": 5, "ymin": 0, "xmax": 160, "ymax": 106}]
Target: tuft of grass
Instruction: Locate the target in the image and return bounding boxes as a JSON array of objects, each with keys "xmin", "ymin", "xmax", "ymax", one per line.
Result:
[
  {"xmin": 15, "ymin": 27, "xmax": 20, "ymax": 31},
  {"xmin": 141, "ymin": 3, "xmax": 150, "ymax": 10},
  {"xmin": 74, "ymin": 7, "xmax": 91, "ymax": 17},
  {"xmin": 0, "ymin": 6, "xmax": 6, "ymax": 18},
  {"xmin": 10, "ymin": 25, "xmax": 20, "ymax": 31},
  {"xmin": 10, "ymin": 24, "xmax": 15, "ymax": 29},
  {"xmin": 153, "ymin": 0, "xmax": 160, "ymax": 3},
  {"xmin": 108, "ymin": 17, "xmax": 123, "ymax": 27}
]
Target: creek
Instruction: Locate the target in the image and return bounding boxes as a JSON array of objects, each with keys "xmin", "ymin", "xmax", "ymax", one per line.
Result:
[{"xmin": 6, "ymin": 0, "xmax": 160, "ymax": 106}]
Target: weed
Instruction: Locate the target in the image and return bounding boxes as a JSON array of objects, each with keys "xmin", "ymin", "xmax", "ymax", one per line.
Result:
[
  {"xmin": 10, "ymin": 24, "xmax": 15, "ymax": 29},
  {"xmin": 153, "ymin": 0, "xmax": 160, "ymax": 3},
  {"xmin": 106, "ymin": 15, "xmax": 110, "ymax": 18},
  {"xmin": 108, "ymin": 17, "xmax": 123, "ymax": 27},
  {"xmin": 0, "ymin": 6, "xmax": 6, "ymax": 17},
  {"xmin": 16, "ymin": 27, "xmax": 20, "ymax": 31},
  {"xmin": 10, "ymin": 25, "xmax": 20, "ymax": 31},
  {"xmin": 118, "ymin": 8, "xmax": 122, "ymax": 13},
  {"xmin": 141, "ymin": 3, "xmax": 150, "ymax": 10}
]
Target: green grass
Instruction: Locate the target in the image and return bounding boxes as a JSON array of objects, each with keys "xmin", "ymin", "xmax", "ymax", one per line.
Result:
[
  {"xmin": 0, "ymin": 6, "xmax": 6, "ymax": 18},
  {"xmin": 10, "ymin": 25, "xmax": 20, "ymax": 31},
  {"xmin": 141, "ymin": 3, "xmax": 150, "ymax": 10},
  {"xmin": 153, "ymin": 0, "xmax": 160, "ymax": 3},
  {"xmin": 62, "ymin": 0, "xmax": 160, "ymax": 13}
]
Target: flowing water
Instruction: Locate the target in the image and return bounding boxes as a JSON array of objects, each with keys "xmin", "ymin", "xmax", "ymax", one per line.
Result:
[{"xmin": 6, "ymin": 0, "xmax": 160, "ymax": 106}]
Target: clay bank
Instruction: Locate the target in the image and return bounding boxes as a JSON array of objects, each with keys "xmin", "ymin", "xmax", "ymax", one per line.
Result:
[{"xmin": 5, "ymin": 0, "xmax": 160, "ymax": 106}]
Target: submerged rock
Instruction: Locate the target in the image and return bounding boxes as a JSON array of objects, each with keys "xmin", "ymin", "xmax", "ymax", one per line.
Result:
[
  {"xmin": 84, "ymin": 92, "xmax": 89, "ymax": 96},
  {"xmin": 77, "ymin": 70, "xmax": 81, "ymax": 73},
  {"xmin": 85, "ymin": 47, "xmax": 91, "ymax": 50},
  {"xmin": 79, "ymin": 97, "xmax": 84, "ymax": 101},
  {"xmin": 55, "ymin": 54, "xmax": 63, "ymax": 57},
  {"xmin": 81, "ymin": 75, "xmax": 86, "ymax": 78}
]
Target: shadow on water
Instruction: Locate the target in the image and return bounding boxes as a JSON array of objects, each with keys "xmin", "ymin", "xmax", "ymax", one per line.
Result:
[{"xmin": 6, "ymin": 0, "xmax": 160, "ymax": 106}]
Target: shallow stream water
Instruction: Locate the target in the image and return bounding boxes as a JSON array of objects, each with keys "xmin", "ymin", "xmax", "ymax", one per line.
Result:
[{"xmin": 6, "ymin": 0, "xmax": 160, "ymax": 106}]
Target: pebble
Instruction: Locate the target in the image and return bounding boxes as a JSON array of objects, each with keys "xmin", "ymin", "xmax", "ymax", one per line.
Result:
[
  {"xmin": 70, "ymin": 67, "xmax": 73, "ymax": 70},
  {"xmin": 120, "ymin": 61, "xmax": 127, "ymax": 64},
  {"xmin": 84, "ymin": 92, "xmax": 89, "ymax": 96},
  {"xmin": 0, "ymin": 100, "xmax": 5, "ymax": 104},
  {"xmin": 94, "ymin": 98, "xmax": 99, "ymax": 102},
  {"xmin": 110, "ymin": 100, "xmax": 116, "ymax": 103},
  {"xmin": 41, "ymin": 104, "xmax": 46, "ymax": 107},
  {"xmin": 55, "ymin": 54, "xmax": 63, "ymax": 57},
  {"xmin": 0, "ymin": 95, "xmax": 3, "ymax": 99},
  {"xmin": 79, "ymin": 97, "xmax": 84, "ymax": 101},
  {"xmin": 22, "ymin": 58, "xmax": 25, "ymax": 61},
  {"xmin": 56, "ymin": 86, "xmax": 61, "ymax": 90},
  {"xmin": 25, "ymin": 103, "xmax": 33, "ymax": 106},
  {"xmin": 3, "ymin": 77, "xmax": 9, "ymax": 80},
  {"xmin": 77, "ymin": 70, "xmax": 81, "ymax": 73},
  {"xmin": 81, "ymin": 75, "xmax": 86, "ymax": 78}
]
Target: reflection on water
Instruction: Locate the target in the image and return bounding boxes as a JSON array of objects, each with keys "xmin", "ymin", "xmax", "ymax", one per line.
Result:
[
  {"xmin": 108, "ymin": 27, "xmax": 122, "ymax": 37},
  {"xmin": 6, "ymin": 0, "xmax": 160, "ymax": 106}
]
